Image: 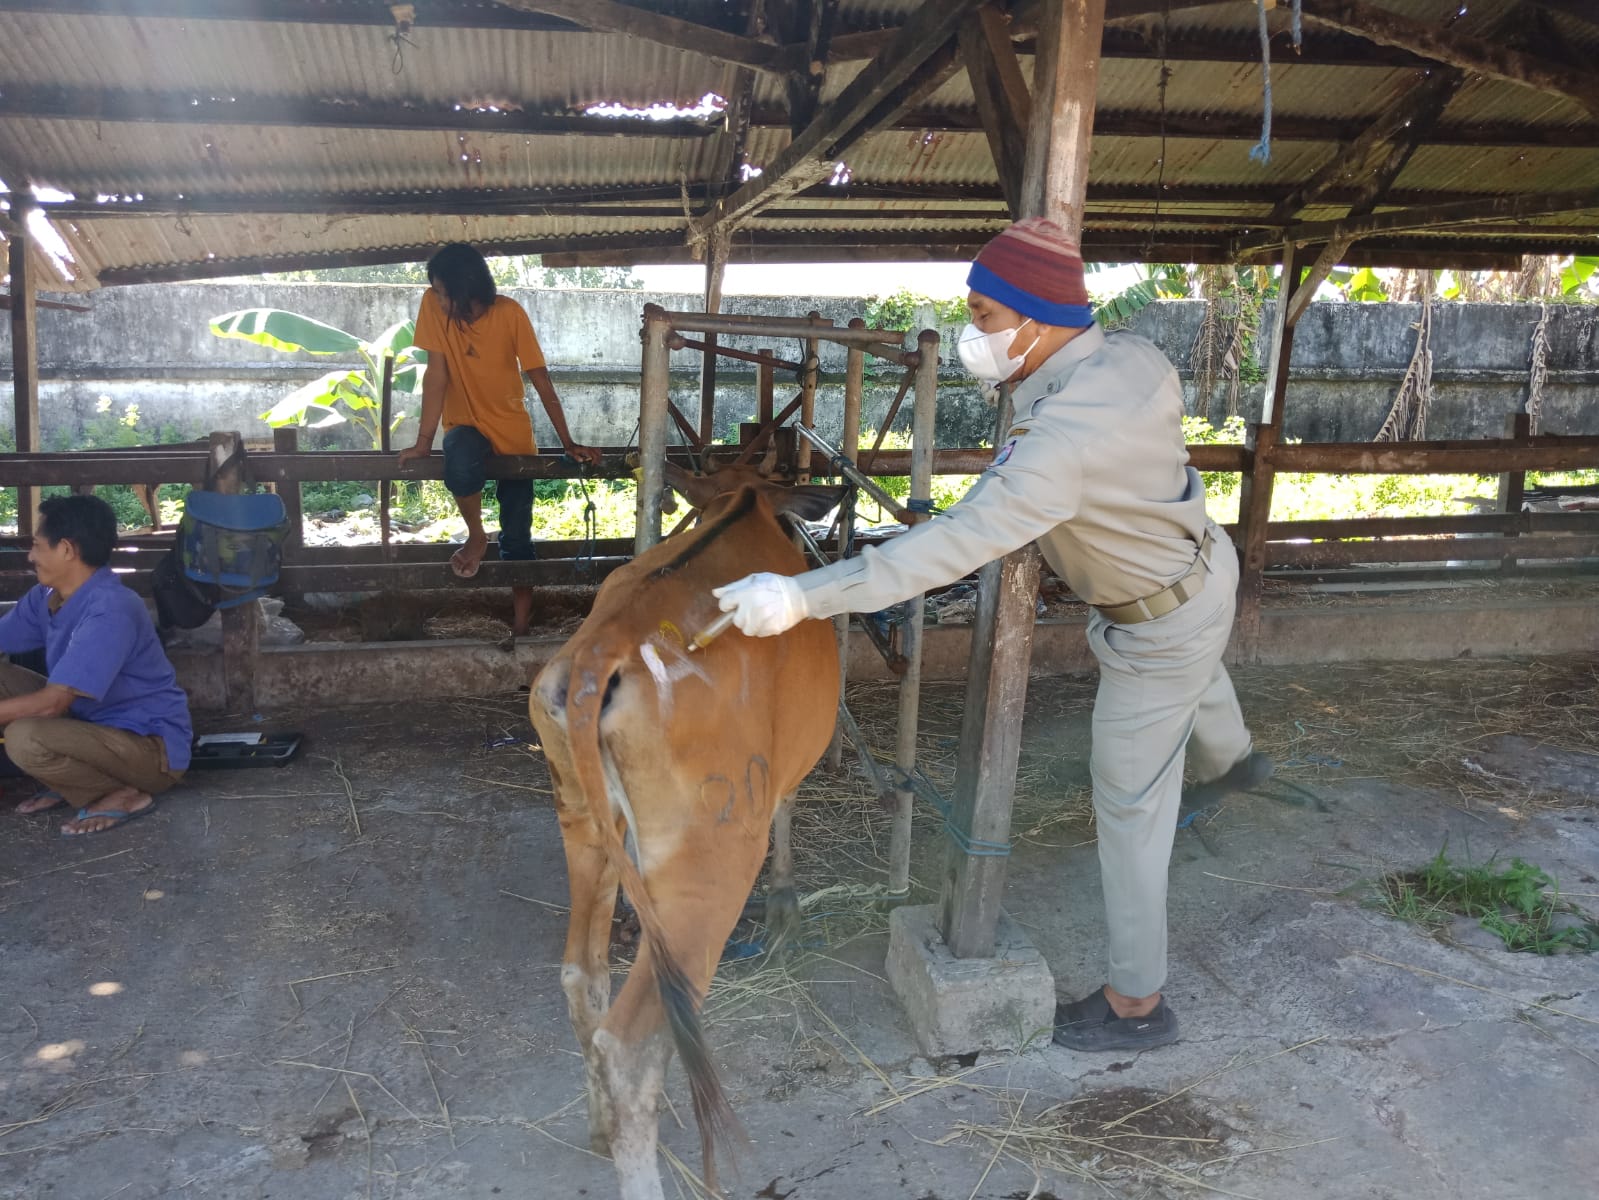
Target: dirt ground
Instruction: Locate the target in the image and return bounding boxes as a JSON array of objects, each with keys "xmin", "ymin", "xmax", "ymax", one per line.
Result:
[{"xmin": 2, "ymin": 659, "xmax": 1598, "ymax": 1200}]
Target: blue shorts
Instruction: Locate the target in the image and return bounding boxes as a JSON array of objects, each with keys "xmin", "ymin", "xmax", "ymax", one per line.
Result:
[{"xmin": 442, "ymin": 425, "xmax": 535, "ymax": 562}]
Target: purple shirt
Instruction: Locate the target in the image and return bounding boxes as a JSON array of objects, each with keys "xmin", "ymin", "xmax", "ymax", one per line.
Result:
[{"xmin": 0, "ymin": 567, "xmax": 193, "ymax": 771}]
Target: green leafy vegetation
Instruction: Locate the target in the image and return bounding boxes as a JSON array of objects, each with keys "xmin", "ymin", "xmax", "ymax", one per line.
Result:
[
  {"xmin": 863, "ymin": 288, "xmax": 969, "ymax": 334},
  {"xmin": 1090, "ymin": 263, "xmax": 1195, "ymax": 327},
  {"xmin": 1373, "ymin": 848, "xmax": 1599, "ymax": 954},
  {"xmin": 3, "ymin": 403, "xmax": 193, "ymax": 530},
  {"xmin": 208, "ymin": 309, "xmax": 426, "ymax": 449}
]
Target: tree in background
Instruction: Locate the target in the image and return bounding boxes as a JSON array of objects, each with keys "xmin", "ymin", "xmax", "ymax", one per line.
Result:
[{"xmin": 1329, "ymin": 254, "xmax": 1599, "ymax": 303}]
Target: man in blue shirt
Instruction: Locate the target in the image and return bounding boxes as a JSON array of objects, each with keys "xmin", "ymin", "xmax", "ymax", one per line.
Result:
[{"xmin": 0, "ymin": 495, "xmax": 192, "ymax": 835}]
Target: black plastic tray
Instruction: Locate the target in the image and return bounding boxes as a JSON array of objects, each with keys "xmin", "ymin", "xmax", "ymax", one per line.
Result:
[{"xmin": 190, "ymin": 732, "xmax": 303, "ymax": 770}]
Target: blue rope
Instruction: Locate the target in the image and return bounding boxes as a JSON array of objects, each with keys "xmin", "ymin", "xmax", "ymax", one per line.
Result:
[
  {"xmin": 1251, "ymin": 0, "xmax": 1305, "ymax": 165},
  {"xmin": 906, "ymin": 497, "xmax": 938, "ymax": 514},
  {"xmin": 1250, "ymin": 0, "xmax": 1273, "ymax": 164},
  {"xmin": 893, "ymin": 764, "xmax": 1011, "ymax": 859}
]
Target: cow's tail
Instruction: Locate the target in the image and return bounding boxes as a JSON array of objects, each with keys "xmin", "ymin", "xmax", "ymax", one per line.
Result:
[{"xmin": 563, "ymin": 647, "xmax": 744, "ymax": 1177}]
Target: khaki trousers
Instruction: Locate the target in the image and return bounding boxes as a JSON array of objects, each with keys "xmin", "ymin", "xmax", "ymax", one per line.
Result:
[
  {"xmin": 0, "ymin": 661, "xmax": 184, "ymax": 807},
  {"xmin": 1084, "ymin": 523, "xmax": 1252, "ymax": 999}
]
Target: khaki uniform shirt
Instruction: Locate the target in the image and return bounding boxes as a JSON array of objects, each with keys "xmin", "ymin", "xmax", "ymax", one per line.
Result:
[{"xmin": 796, "ymin": 324, "xmax": 1210, "ymax": 618}]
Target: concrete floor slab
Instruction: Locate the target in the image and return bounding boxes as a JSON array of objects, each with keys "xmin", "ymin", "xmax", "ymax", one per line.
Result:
[{"xmin": 2, "ymin": 661, "xmax": 1596, "ymax": 1200}]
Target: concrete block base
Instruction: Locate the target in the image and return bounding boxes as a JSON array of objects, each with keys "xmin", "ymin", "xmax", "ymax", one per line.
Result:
[{"xmin": 886, "ymin": 904, "xmax": 1056, "ymax": 1058}]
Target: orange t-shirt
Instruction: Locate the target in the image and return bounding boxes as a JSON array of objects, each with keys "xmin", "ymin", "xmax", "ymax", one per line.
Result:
[{"xmin": 413, "ymin": 290, "xmax": 546, "ymax": 455}]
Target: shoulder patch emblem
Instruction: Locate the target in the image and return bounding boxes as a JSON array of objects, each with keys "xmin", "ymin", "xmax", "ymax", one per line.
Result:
[{"xmin": 990, "ymin": 427, "xmax": 1029, "ymax": 469}]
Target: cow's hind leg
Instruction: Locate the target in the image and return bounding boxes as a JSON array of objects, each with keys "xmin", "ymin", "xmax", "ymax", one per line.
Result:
[
  {"xmin": 556, "ymin": 805, "xmax": 622, "ymax": 1153},
  {"xmin": 592, "ymin": 966, "xmax": 675, "ymax": 1200},
  {"xmin": 766, "ymin": 792, "xmax": 800, "ymax": 951}
]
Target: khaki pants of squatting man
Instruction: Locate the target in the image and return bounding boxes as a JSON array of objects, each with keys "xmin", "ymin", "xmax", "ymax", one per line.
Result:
[{"xmin": 0, "ymin": 661, "xmax": 184, "ymax": 808}]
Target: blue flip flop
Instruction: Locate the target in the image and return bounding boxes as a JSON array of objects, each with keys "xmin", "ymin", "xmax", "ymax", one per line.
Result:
[
  {"xmin": 15, "ymin": 790, "xmax": 64, "ymax": 814},
  {"xmin": 60, "ymin": 799, "xmax": 160, "ymax": 838}
]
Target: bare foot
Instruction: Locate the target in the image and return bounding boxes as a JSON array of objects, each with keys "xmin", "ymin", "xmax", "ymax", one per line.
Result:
[
  {"xmin": 450, "ymin": 532, "xmax": 489, "ymax": 579},
  {"xmin": 15, "ymin": 791, "xmax": 64, "ymax": 814},
  {"xmin": 61, "ymin": 786, "xmax": 157, "ymax": 836}
]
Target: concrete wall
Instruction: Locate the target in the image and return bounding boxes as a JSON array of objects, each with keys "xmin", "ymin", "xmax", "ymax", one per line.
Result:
[
  {"xmin": 165, "ymin": 591, "xmax": 1599, "ymax": 711},
  {"xmin": 3, "ymin": 285, "xmax": 1596, "ymax": 451}
]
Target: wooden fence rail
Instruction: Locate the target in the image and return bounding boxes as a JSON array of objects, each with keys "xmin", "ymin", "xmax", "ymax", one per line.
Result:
[{"xmin": 2, "ymin": 432, "xmax": 1597, "ymax": 611}]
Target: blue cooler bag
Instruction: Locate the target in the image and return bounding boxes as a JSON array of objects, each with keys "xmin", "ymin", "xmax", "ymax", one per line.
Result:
[{"xmin": 178, "ymin": 490, "xmax": 288, "ymax": 610}]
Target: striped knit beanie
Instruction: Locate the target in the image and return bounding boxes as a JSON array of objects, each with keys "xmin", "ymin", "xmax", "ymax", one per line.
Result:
[{"xmin": 967, "ymin": 218, "xmax": 1093, "ymax": 328}]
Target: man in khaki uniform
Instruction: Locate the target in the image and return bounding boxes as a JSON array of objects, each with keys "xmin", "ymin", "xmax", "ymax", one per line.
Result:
[{"xmin": 715, "ymin": 218, "xmax": 1270, "ymax": 1051}]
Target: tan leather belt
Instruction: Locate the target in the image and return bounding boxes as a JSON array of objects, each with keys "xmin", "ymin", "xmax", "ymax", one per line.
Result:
[{"xmin": 1094, "ymin": 532, "xmax": 1213, "ymax": 625}]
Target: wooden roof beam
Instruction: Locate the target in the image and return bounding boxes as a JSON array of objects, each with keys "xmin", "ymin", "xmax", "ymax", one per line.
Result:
[
  {"xmin": 822, "ymin": 9, "xmax": 1432, "ymax": 66},
  {"xmin": 1234, "ymin": 188, "xmax": 1599, "ymax": 256},
  {"xmin": 8, "ymin": 83, "xmax": 1597, "ymax": 150},
  {"xmin": 490, "ymin": 1, "xmax": 786, "ymax": 74},
  {"xmin": 0, "ymin": 85, "xmax": 718, "ymax": 138},
  {"xmin": 38, "ymin": 180, "xmax": 1579, "ymax": 221},
  {"xmin": 687, "ymin": 0, "xmax": 981, "ymax": 239},
  {"xmin": 769, "ymin": 0, "xmax": 841, "ymax": 134},
  {"xmin": 1298, "ymin": 0, "xmax": 1599, "ymax": 119},
  {"xmin": 1522, "ymin": 0, "xmax": 1599, "ymax": 29},
  {"xmin": 962, "ymin": 4, "xmax": 1032, "ymax": 216},
  {"xmin": 88, "ymin": 223, "xmax": 1568, "ymax": 285},
  {"xmin": 1269, "ymin": 65, "xmax": 1469, "ymax": 223},
  {"xmin": 0, "ymin": 0, "xmax": 583, "ymax": 30}
]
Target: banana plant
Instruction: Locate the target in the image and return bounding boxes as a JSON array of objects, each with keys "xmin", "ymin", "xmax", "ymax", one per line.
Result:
[
  {"xmin": 209, "ymin": 308, "xmax": 426, "ymax": 448},
  {"xmin": 1089, "ymin": 262, "xmax": 1193, "ymax": 326},
  {"xmin": 1561, "ymin": 255, "xmax": 1599, "ymax": 296}
]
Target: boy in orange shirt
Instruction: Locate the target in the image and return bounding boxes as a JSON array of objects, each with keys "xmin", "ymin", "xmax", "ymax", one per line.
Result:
[{"xmin": 398, "ymin": 243, "xmax": 601, "ymax": 635}]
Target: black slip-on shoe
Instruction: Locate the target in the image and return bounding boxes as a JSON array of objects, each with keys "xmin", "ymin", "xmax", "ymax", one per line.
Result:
[
  {"xmin": 1052, "ymin": 989, "xmax": 1181, "ymax": 1052},
  {"xmin": 1181, "ymin": 750, "xmax": 1275, "ymax": 811}
]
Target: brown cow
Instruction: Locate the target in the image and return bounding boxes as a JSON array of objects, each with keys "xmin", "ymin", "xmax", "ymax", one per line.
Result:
[{"xmin": 528, "ymin": 462, "xmax": 842, "ymax": 1200}]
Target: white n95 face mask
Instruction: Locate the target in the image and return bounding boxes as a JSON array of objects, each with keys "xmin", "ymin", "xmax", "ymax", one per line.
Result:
[{"xmin": 956, "ymin": 319, "xmax": 1037, "ymax": 385}]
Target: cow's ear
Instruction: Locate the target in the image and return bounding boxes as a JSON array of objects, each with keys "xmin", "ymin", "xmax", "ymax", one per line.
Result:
[
  {"xmin": 663, "ymin": 461, "xmax": 722, "ymax": 510},
  {"xmin": 772, "ymin": 485, "xmax": 845, "ymax": 524}
]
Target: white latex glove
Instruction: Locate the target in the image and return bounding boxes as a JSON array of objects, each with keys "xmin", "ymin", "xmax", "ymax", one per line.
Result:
[{"xmin": 712, "ymin": 572, "xmax": 809, "ymax": 638}]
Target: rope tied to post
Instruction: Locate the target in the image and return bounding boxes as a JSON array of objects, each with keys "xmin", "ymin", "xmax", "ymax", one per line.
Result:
[
  {"xmin": 565, "ymin": 457, "xmax": 599, "ymax": 576},
  {"xmin": 891, "ymin": 763, "xmax": 1012, "ymax": 859}
]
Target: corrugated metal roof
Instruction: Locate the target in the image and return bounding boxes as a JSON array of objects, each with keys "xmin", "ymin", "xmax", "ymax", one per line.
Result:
[{"xmin": 0, "ymin": 0, "xmax": 1595, "ymax": 290}]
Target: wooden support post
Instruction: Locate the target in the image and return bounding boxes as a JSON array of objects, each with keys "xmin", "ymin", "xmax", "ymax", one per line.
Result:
[
  {"xmin": 272, "ymin": 427, "xmax": 303, "ymax": 554},
  {"xmin": 888, "ymin": 328, "xmax": 939, "ymax": 896},
  {"xmin": 941, "ymin": 390, "xmax": 1043, "ymax": 958},
  {"xmin": 1233, "ymin": 422, "xmax": 1278, "ymax": 665},
  {"xmin": 939, "ymin": 0, "xmax": 1104, "ymax": 958},
  {"xmin": 637, "ymin": 306, "xmax": 673, "ymax": 553},
  {"xmin": 797, "ymin": 312, "xmax": 823, "ymax": 483},
  {"xmin": 698, "ymin": 334, "xmax": 718, "ymax": 447},
  {"xmin": 827, "ymin": 322, "xmax": 868, "ymax": 773},
  {"xmin": 757, "ymin": 349, "xmax": 776, "ymax": 425},
  {"xmin": 698, "ymin": 230, "xmax": 729, "ymax": 447},
  {"xmin": 1497, "ymin": 411, "xmax": 1531, "ymax": 570},
  {"xmin": 1234, "ymin": 240, "xmax": 1305, "ymax": 662},
  {"xmin": 8, "ymin": 198, "xmax": 40, "ymax": 539},
  {"xmin": 210, "ymin": 432, "xmax": 260, "ymax": 714},
  {"xmin": 379, "ymin": 353, "xmax": 395, "ymax": 561},
  {"xmin": 1019, "ymin": 0, "xmax": 1105, "ymax": 227}
]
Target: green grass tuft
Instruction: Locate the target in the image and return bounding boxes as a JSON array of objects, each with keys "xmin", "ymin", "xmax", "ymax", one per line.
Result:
[{"xmin": 1373, "ymin": 848, "xmax": 1599, "ymax": 955}]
